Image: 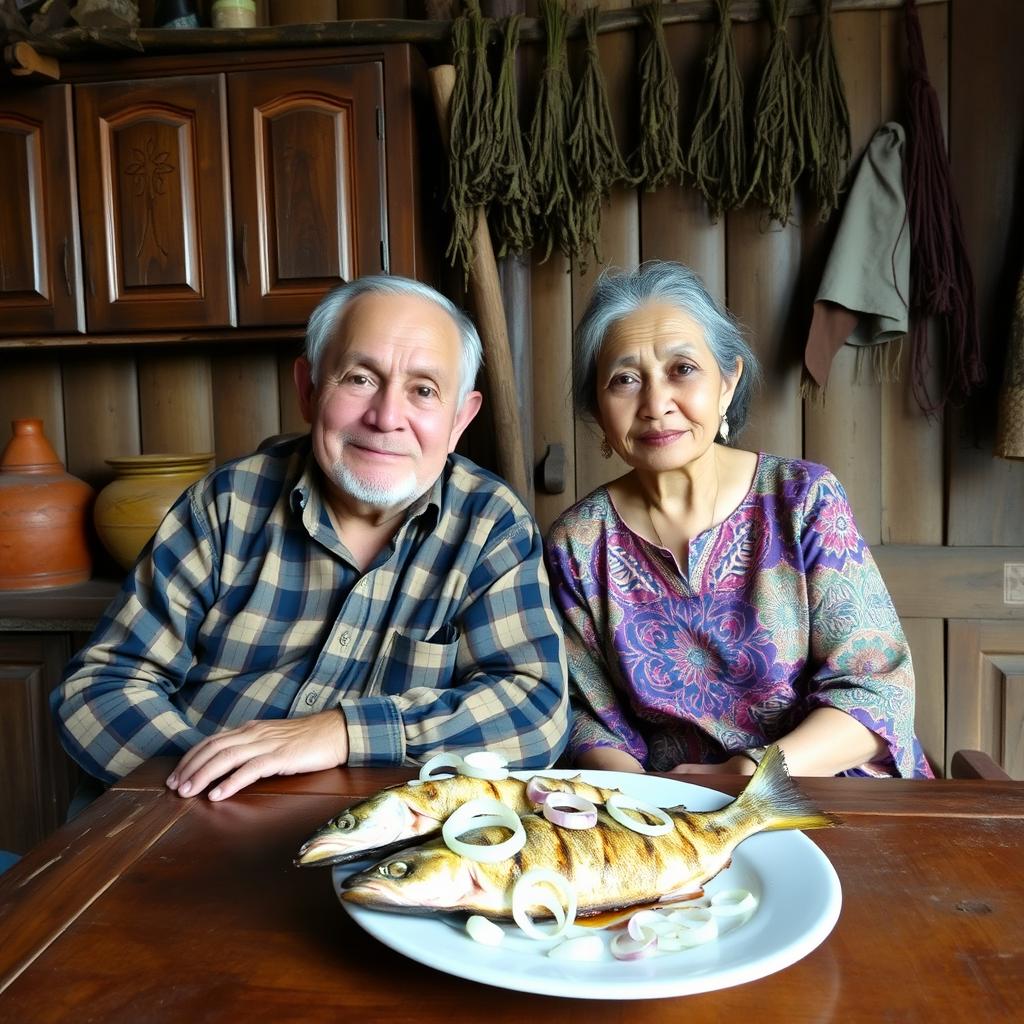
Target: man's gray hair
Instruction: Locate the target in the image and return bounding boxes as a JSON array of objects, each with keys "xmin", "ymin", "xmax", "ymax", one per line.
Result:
[
  {"xmin": 305, "ymin": 275, "xmax": 484, "ymax": 407},
  {"xmin": 572, "ymin": 261, "xmax": 760, "ymax": 441}
]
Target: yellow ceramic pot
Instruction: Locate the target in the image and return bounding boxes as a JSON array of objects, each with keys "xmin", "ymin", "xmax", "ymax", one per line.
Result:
[{"xmin": 94, "ymin": 453, "xmax": 214, "ymax": 570}]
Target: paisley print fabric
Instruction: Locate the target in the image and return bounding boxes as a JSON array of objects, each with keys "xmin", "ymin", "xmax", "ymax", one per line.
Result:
[{"xmin": 544, "ymin": 454, "xmax": 933, "ymax": 778}]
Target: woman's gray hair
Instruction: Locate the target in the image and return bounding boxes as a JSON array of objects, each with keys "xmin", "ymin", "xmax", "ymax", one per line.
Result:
[
  {"xmin": 305, "ymin": 275, "xmax": 484, "ymax": 407},
  {"xmin": 573, "ymin": 261, "xmax": 760, "ymax": 441}
]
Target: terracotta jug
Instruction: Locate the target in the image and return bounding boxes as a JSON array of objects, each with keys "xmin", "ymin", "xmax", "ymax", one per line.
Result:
[
  {"xmin": 93, "ymin": 453, "xmax": 214, "ymax": 570},
  {"xmin": 0, "ymin": 419, "xmax": 94, "ymax": 590}
]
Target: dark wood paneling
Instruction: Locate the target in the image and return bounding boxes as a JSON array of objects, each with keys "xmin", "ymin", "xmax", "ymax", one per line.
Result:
[{"xmin": 0, "ymin": 85, "xmax": 84, "ymax": 337}]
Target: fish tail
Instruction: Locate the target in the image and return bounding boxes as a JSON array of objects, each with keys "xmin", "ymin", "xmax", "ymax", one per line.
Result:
[{"xmin": 734, "ymin": 744, "xmax": 839, "ymax": 833}]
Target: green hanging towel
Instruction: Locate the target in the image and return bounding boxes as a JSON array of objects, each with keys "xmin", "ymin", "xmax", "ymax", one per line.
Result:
[
  {"xmin": 490, "ymin": 14, "xmax": 537, "ymax": 260},
  {"xmin": 445, "ymin": 0, "xmax": 496, "ymax": 281},
  {"xmin": 631, "ymin": 0, "xmax": 687, "ymax": 192},
  {"xmin": 528, "ymin": 0, "xmax": 576, "ymax": 263},
  {"xmin": 746, "ymin": 0, "xmax": 805, "ymax": 225},
  {"xmin": 803, "ymin": 0, "xmax": 851, "ymax": 221},
  {"xmin": 687, "ymin": 0, "xmax": 746, "ymax": 221},
  {"xmin": 569, "ymin": 5, "xmax": 635, "ymax": 271}
]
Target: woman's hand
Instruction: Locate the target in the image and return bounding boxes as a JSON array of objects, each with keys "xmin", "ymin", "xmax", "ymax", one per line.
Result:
[
  {"xmin": 166, "ymin": 710, "xmax": 349, "ymax": 801},
  {"xmin": 668, "ymin": 755, "xmax": 756, "ymax": 776}
]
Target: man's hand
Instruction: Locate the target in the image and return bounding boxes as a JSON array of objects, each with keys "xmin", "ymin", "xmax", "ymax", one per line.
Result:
[{"xmin": 166, "ymin": 710, "xmax": 349, "ymax": 801}]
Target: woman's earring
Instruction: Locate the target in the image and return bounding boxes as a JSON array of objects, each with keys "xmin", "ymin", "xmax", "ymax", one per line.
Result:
[
  {"xmin": 719, "ymin": 414, "xmax": 730, "ymax": 442},
  {"xmin": 600, "ymin": 436, "xmax": 613, "ymax": 459}
]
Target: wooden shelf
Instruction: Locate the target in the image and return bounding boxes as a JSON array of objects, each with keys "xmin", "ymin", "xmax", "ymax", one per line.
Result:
[{"xmin": 0, "ymin": 578, "xmax": 121, "ymax": 631}]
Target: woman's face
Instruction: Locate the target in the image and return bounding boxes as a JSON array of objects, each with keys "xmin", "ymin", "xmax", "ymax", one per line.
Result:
[{"xmin": 594, "ymin": 302, "xmax": 740, "ymax": 472}]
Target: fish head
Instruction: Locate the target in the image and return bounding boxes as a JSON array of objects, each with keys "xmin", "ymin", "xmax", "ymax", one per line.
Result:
[
  {"xmin": 296, "ymin": 790, "xmax": 427, "ymax": 867},
  {"xmin": 340, "ymin": 843, "xmax": 485, "ymax": 914}
]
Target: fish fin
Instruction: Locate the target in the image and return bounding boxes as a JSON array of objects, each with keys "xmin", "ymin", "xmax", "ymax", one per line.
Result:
[
  {"xmin": 737, "ymin": 744, "xmax": 840, "ymax": 832},
  {"xmin": 663, "ymin": 803, "xmax": 689, "ymax": 814}
]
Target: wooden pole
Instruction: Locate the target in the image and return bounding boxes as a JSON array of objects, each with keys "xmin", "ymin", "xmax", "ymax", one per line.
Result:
[{"xmin": 428, "ymin": 63, "xmax": 530, "ymax": 500}]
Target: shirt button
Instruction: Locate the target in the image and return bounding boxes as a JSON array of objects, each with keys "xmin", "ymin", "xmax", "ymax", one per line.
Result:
[
  {"xmin": 339, "ymin": 632, "xmax": 350, "ymax": 647},
  {"xmin": 304, "ymin": 692, "xmax": 318, "ymax": 706}
]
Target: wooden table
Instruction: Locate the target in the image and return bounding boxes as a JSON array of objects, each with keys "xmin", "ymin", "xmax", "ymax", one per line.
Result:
[{"xmin": 1, "ymin": 762, "xmax": 1022, "ymax": 1022}]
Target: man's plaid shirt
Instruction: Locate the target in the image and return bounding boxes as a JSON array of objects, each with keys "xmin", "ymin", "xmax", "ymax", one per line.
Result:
[{"xmin": 53, "ymin": 437, "xmax": 569, "ymax": 783}]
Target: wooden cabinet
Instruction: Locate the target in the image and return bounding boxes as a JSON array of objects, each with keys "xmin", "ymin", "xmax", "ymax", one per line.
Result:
[
  {"xmin": 0, "ymin": 85, "xmax": 85, "ymax": 336},
  {"xmin": 0, "ymin": 634, "xmax": 81, "ymax": 854},
  {"xmin": 228, "ymin": 61, "xmax": 388, "ymax": 325},
  {"xmin": 74, "ymin": 74, "xmax": 235, "ymax": 332}
]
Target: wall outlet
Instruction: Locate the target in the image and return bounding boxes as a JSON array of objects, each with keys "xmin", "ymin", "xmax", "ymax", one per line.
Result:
[{"xmin": 1005, "ymin": 563, "xmax": 1024, "ymax": 605}]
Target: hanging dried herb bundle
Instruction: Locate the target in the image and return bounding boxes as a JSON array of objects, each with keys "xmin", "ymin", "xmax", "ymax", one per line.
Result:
[
  {"xmin": 686, "ymin": 0, "xmax": 746, "ymax": 221},
  {"xmin": 490, "ymin": 14, "xmax": 537, "ymax": 259},
  {"xmin": 445, "ymin": 0, "xmax": 496, "ymax": 280},
  {"xmin": 903, "ymin": 0, "xmax": 983, "ymax": 411},
  {"xmin": 803, "ymin": 0, "xmax": 851, "ymax": 220},
  {"xmin": 528, "ymin": 0, "xmax": 576, "ymax": 263},
  {"xmin": 569, "ymin": 5, "xmax": 634, "ymax": 271},
  {"xmin": 631, "ymin": 0, "xmax": 687, "ymax": 192},
  {"xmin": 746, "ymin": 0, "xmax": 805, "ymax": 225}
]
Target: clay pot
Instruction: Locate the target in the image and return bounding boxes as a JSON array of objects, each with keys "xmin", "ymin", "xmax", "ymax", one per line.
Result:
[
  {"xmin": 0, "ymin": 419, "xmax": 94, "ymax": 590},
  {"xmin": 93, "ymin": 453, "xmax": 214, "ymax": 570}
]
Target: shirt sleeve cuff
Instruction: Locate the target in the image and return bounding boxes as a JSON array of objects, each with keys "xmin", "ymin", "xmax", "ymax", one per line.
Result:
[{"xmin": 337, "ymin": 696, "xmax": 406, "ymax": 766}]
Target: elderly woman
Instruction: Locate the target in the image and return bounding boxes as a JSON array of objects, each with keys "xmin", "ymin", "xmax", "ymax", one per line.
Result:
[{"xmin": 545, "ymin": 262, "xmax": 932, "ymax": 778}]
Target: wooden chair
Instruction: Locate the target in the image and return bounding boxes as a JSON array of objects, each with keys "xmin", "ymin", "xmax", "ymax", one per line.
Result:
[{"xmin": 950, "ymin": 749, "xmax": 1012, "ymax": 780}]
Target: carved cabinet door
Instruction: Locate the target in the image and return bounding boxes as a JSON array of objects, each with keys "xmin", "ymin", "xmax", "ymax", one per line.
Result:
[
  {"xmin": 74, "ymin": 75, "xmax": 234, "ymax": 332},
  {"xmin": 227, "ymin": 61, "xmax": 387, "ymax": 326},
  {"xmin": 0, "ymin": 85, "xmax": 85, "ymax": 336}
]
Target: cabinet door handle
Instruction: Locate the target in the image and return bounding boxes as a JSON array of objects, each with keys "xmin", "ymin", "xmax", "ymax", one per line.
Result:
[
  {"xmin": 536, "ymin": 443, "xmax": 567, "ymax": 495},
  {"xmin": 239, "ymin": 224, "xmax": 250, "ymax": 286},
  {"xmin": 61, "ymin": 238, "xmax": 71, "ymax": 296}
]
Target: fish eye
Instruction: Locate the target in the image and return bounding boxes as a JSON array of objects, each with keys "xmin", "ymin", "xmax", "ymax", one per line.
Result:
[
  {"xmin": 381, "ymin": 861, "xmax": 410, "ymax": 879},
  {"xmin": 333, "ymin": 812, "xmax": 356, "ymax": 831}
]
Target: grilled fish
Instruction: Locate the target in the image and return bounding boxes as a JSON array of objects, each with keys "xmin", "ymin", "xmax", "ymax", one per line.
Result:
[
  {"xmin": 341, "ymin": 745, "xmax": 837, "ymax": 918},
  {"xmin": 296, "ymin": 773, "xmax": 618, "ymax": 867}
]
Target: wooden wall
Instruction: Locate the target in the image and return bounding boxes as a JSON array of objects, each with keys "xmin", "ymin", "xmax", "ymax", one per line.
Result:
[{"xmin": 2, "ymin": 0, "xmax": 1022, "ymax": 776}]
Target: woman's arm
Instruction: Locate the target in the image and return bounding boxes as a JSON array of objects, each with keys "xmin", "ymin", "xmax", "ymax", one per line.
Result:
[{"xmin": 577, "ymin": 745, "xmax": 645, "ymax": 773}]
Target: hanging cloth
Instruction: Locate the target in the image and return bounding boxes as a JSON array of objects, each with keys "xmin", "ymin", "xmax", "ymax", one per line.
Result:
[
  {"xmin": 569, "ymin": 5, "xmax": 635, "ymax": 271},
  {"xmin": 803, "ymin": 123, "xmax": 909, "ymax": 391},
  {"xmin": 490, "ymin": 14, "xmax": 537, "ymax": 260},
  {"xmin": 746, "ymin": 0, "xmax": 805, "ymax": 225},
  {"xmin": 528, "ymin": 0, "xmax": 576, "ymax": 263},
  {"xmin": 803, "ymin": 0, "xmax": 851, "ymax": 221},
  {"xmin": 903, "ymin": 0, "xmax": 983, "ymax": 411},
  {"xmin": 687, "ymin": 0, "xmax": 746, "ymax": 221},
  {"xmin": 631, "ymin": 0, "xmax": 687, "ymax": 192}
]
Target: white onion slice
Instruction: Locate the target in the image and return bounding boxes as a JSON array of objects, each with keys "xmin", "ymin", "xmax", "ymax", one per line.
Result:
[
  {"xmin": 460, "ymin": 750, "xmax": 510, "ymax": 781},
  {"xmin": 511, "ymin": 868, "xmax": 578, "ymax": 941},
  {"xmin": 525, "ymin": 776, "xmax": 559, "ymax": 805},
  {"xmin": 542, "ymin": 793, "xmax": 598, "ymax": 830},
  {"xmin": 709, "ymin": 889, "xmax": 757, "ymax": 918},
  {"xmin": 548, "ymin": 934, "xmax": 605, "ymax": 961},
  {"xmin": 605, "ymin": 794, "xmax": 674, "ymax": 837},
  {"xmin": 466, "ymin": 914, "xmax": 505, "ymax": 947},
  {"xmin": 659, "ymin": 907, "xmax": 719, "ymax": 949},
  {"xmin": 610, "ymin": 928, "xmax": 658, "ymax": 960},
  {"xmin": 626, "ymin": 909, "xmax": 663, "ymax": 943},
  {"xmin": 418, "ymin": 752, "xmax": 464, "ymax": 781},
  {"xmin": 441, "ymin": 798, "xmax": 526, "ymax": 863}
]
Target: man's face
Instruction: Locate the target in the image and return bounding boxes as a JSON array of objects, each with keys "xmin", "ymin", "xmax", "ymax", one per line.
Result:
[{"xmin": 296, "ymin": 291, "xmax": 481, "ymax": 519}]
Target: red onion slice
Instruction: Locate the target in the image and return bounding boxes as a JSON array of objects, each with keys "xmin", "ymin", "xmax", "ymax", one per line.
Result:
[{"xmin": 541, "ymin": 793, "xmax": 598, "ymax": 830}]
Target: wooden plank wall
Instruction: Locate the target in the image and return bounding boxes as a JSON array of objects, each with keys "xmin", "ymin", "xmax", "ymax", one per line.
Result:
[{"xmin": 2, "ymin": 1, "xmax": 1023, "ymax": 776}]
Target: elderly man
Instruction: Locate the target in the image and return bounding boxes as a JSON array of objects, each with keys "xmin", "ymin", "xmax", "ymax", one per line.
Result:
[{"xmin": 53, "ymin": 275, "xmax": 568, "ymax": 801}]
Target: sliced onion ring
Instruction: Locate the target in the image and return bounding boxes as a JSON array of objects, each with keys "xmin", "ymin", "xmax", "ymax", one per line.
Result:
[
  {"xmin": 511, "ymin": 868, "xmax": 578, "ymax": 941},
  {"xmin": 441, "ymin": 798, "xmax": 526, "ymax": 863},
  {"xmin": 659, "ymin": 907, "xmax": 719, "ymax": 949},
  {"xmin": 418, "ymin": 752, "xmax": 464, "ymax": 781},
  {"xmin": 605, "ymin": 793, "xmax": 674, "ymax": 837},
  {"xmin": 525, "ymin": 776, "xmax": 560, "ymax": 805},
  {"xmin": 460, "ymin": 750, "xmax": 510, "ymax": 781},
  {"xmin": 542, "ymin": 793, "xmax": 598, "ymax": 830},
  {"xmin": 709, "ymin": 889, "xmax": 757, "ymax": 918},
  {"xmin": 610, "ymin": 928, "xmax": 658, "ymax": 960},
  {"xmin": 466, "ymin": 914, "xmax": 505, "ymax": 947}
]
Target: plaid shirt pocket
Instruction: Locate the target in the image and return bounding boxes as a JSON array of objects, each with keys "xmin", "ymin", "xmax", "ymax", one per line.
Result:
[{"xmin": 371, "ymin": 629, "xmax": 461, "ymax": 696}]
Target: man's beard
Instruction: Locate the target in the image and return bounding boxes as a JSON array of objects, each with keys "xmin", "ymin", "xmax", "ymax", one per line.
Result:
[{"xmin": 328, "ymin": 454, "xmax": 423, "ymax": 510}]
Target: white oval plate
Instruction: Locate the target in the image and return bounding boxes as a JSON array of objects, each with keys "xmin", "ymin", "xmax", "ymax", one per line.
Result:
[{"xmin": 334, "ymin": 770, "xmax": 842, "ymax": 1000}]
